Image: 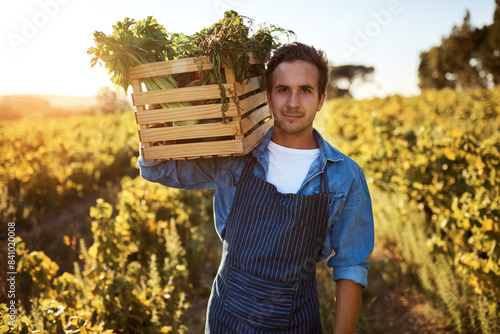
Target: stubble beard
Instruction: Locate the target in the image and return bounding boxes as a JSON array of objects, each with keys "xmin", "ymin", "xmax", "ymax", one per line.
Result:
[{"xmin": 274, "ymin": 109, "xmax": 313, "ymax": 135}]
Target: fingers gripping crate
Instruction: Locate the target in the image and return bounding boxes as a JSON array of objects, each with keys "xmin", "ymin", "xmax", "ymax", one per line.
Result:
[{"xmin": 129, "ymin": 53, "xmax": 273, "ymax": 161}]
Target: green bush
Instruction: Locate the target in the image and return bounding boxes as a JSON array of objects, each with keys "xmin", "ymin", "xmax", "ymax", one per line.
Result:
[
  {"xmin": 2, "ymin": 176, "xmax": 213, "ymax": 333},
  {"xmin": 0, "ymin": 112, "xmax": 138, "ymax": 227}
]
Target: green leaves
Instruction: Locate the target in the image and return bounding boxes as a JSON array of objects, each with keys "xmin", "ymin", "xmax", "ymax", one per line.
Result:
[{"xmin": 88, "ymin": 16, "xmax": 173, "ymax": 93}]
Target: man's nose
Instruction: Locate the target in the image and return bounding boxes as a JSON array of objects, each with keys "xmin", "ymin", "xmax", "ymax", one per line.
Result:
[{"xmin": 287, "ymin": 91, "xmax": 300, "ymax": 108}]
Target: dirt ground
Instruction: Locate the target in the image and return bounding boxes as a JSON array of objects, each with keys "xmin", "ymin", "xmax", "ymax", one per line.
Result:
[{"xmin": 359, "ymin": 247, "xmax": 456, "ymax": 334}]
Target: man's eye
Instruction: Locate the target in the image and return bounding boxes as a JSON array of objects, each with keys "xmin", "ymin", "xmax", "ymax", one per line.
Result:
[
  {"xmin": 301, "ymin": 88, "xmax": 312, "ymax": 93},
  {"xmin": 277, "ymin": 88, "xmax": 288, "ymax": 93}
]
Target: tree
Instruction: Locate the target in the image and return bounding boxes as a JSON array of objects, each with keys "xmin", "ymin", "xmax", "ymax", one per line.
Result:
[
  {"xmin": 418, "ymin": 46, "xmax": 449, "ymax": 90},
  {"xmin": 477, "ymin": 0, "xmax": 500, "ymax": 86},
  {"xmin": 96, "ymin": 86, "xmax": 132, "ymax": 114},
  {"xmin": 418, "ymin": 4, "xmax": 499, "ymax": 91},
  {"xmin": 327, "ymin": 65, "xmax": 374, "ymax": 99}
]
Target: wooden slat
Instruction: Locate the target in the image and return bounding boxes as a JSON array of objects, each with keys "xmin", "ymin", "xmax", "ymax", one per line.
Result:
[
  {"xmin": 224, "ymin": 57, "xmax": 236, "ymax": 83},
  {"xmin": 135, "ymin": 103, "xmax": 240, "ymax": 124},
  {"xmin": 131, "ymin": 78, "xmax": 151, "ymax": 149},
  {"xmin": 129, "ymin": 56, "xmax": 213, "ymax": 79},
  {"xmin": 243, "ymin": 119, "xmax": 274, "ymax": 153},
  {"xmin": 235, "ymin": 76, "xmax": 263, "ymax": 96},
  {"xmin": 129, "ymin": 52, "xmax": 260, "ymax": 80},
  {"xmin": 240, "ymin": 105, "xmax": 271, "ymax": 134},
  {"xmin": 132, "ymin": 83, "xmax": 234, "ymax": 106},
  {"xmin": 139, "ymin": 121, "xmax": 241, "ymax": 142},
  {"xmin": 142, "ymin": 140, "xmax": 244, "ymax": 161},
  {"xmin": 237, "ymin": 91, "xmax": 268, "ymax": 116},
  {"xmin": 224, "ymin": 61, "xmax": 242, "ymax": 137}
]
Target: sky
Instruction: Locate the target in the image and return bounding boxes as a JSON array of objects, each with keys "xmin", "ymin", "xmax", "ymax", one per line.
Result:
[{"xmin": 0, "ymin": 0, "xmax": 496, "ymax": 100}]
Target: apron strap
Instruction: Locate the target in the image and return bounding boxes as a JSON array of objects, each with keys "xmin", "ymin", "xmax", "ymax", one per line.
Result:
[{"xmin": 320, "ymin": 164, "xmax": 329, "ymax": 194}]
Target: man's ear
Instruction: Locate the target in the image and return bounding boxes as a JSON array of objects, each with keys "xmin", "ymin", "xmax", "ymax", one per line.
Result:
[
  {"xmin": 317, "ymin": 93, "xmax": 326, "ymax": 112},
  {"xmin": 266, "ymin": 90, "xmax": 273, "ymax": 110}
]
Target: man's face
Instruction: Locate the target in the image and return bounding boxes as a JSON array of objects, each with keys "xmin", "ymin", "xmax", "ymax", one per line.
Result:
[{"xmin": 267, "ymin": 60, "xmax": 326, "ymax": 139}]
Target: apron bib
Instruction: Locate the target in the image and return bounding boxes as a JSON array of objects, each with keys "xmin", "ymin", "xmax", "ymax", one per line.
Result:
[{"xmin": 206, "ymin": 154, "xmax": 329, "ymax": 333}]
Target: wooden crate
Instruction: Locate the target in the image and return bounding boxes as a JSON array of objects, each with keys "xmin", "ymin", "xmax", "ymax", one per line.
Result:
[{"xmin": 129, "ymin": 53, "xmax": 273, "ymax": 161}]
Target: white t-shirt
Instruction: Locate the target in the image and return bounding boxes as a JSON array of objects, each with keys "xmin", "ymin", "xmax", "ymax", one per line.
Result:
[{"xmin": 266, "ymin": 141, "xmax": 320, "ymax": 194}]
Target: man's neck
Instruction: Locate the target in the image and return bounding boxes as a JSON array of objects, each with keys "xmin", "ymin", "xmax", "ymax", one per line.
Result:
[{"xmin": 271, "ymin": 129, "xmax": 318, "ymax": 149}]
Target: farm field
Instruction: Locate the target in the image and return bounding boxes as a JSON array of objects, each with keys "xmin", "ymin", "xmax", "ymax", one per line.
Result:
[{"xmin": 1, "ymin": 86, "xmax": 499, "ymax": 333}]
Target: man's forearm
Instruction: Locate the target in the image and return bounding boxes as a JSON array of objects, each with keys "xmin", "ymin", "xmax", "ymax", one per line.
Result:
[{"xmin": 333, "ymin": 279, "xmax": 363, "ymax": 334}]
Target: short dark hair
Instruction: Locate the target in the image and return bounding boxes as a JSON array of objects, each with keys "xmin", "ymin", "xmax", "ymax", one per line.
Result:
[{"xmin": 265, "ymin": 42, "xmax": 329, "ymax": 98}]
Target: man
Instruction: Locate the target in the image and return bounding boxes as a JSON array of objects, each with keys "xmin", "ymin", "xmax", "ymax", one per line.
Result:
[{"xmin": 138, "ymin": 42, "xmax": 374, "ymax": 333}]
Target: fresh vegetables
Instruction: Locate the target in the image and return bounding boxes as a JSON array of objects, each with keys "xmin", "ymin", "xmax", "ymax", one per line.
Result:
[
  {"xmin": 88, "ymin": 11, "xmax": 294, "ymax": 117},
  {"xmin": 88, "ymin": 16, "xmax": 188, "ymax": 109}
]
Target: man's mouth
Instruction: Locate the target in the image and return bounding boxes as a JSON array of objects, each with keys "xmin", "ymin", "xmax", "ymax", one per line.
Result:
[{"xmin": 282, "ymin": 112, "xmax": 302, "ymax": 119}]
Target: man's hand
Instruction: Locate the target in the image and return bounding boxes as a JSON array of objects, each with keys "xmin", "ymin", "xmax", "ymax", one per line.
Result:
[{"xmin": 333, "ymin": 279, "xmax": 363, "ymax": 334}]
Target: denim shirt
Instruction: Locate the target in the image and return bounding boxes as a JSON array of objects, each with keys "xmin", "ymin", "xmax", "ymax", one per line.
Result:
[{"xmin": 138, "ymin": 127, "xmax": 374, "ymax": 288}]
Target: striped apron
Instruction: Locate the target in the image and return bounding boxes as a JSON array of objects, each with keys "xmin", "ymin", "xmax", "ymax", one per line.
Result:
[{"xmin": 205, "ymin": 154, "xmax": 329, "ymax": 333}]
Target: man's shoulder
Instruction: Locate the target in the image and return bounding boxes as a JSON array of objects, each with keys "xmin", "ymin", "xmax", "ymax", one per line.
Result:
[
  {"xmin": 314, "ymin": 129, "xmax": 352, "ymax": 164},
  {"xmin": 216, "ymin": 153, "xmax": 250, "ymax": 172},
  {"xmin": 315, "ymin": 132, "xmax": 366, "ymax": 180}
]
